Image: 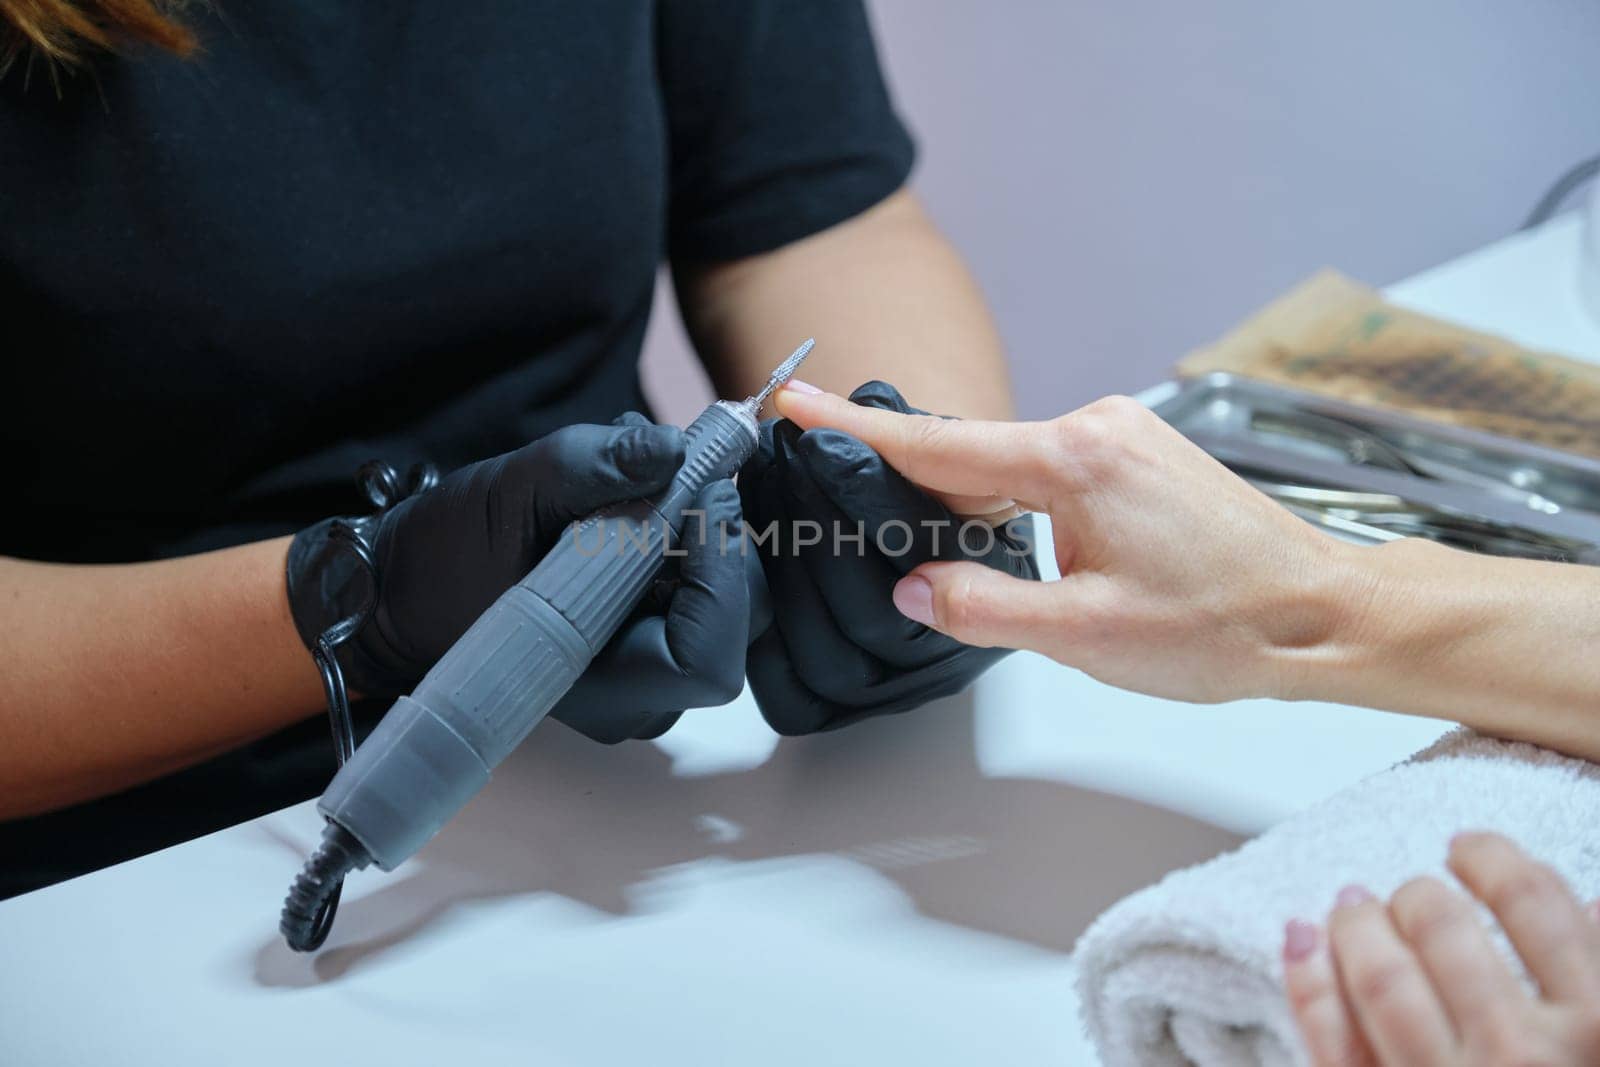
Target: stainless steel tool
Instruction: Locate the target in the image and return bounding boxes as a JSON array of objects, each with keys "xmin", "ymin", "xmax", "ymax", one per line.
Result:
[{"xmin": 1142, "ymin": 373, "xmax": 1600, "ymax": 565}]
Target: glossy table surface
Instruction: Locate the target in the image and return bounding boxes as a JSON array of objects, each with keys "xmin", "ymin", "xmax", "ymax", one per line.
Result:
[{"xmin": 3, "ymin": 215, "xmax": 1595, "ymax": 1067}]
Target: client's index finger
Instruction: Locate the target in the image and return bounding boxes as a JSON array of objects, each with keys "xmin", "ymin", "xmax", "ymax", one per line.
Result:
[{"xmin": 773, "ymin": 384, "xmax": 1060, "ymax": 506}]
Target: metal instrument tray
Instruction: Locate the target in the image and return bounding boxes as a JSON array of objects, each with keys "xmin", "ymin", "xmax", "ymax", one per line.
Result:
[{"xmin": 1142, "ymin": 373, "xmax": 1600, "ymax": 564}]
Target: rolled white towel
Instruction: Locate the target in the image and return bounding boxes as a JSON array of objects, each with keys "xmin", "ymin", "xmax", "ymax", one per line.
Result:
[{"xmin": 1074, "ymin": 730, "xmax": 1600, "ymax": 1067}]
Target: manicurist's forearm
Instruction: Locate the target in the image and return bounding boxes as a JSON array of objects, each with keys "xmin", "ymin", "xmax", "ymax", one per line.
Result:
[
  {"xmin": 0, "ymin": 540, "xmax": 325, "ymax": 818},
  {"xmin": 1302, "ymin": 539, "xmax": 1600, "ymax": 762},
  {"xmin": 677, "ymin": 188, "xmax": 1015, "ymax": 420}
]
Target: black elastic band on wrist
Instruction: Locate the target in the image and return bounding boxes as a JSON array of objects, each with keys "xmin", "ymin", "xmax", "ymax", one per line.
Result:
[{"xmin": 281, "ymin": 460, "xmax": 438, "ymax": 952}]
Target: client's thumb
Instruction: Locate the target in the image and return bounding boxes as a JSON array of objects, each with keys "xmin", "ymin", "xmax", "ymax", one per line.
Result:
[{"xmin": 892, "ymin": 560, "xmax": 1061, "ymax": 654}]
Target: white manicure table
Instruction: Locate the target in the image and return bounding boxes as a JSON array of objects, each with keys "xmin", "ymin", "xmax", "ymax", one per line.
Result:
[{"xmin": 3, "ymin": 215, "xmax": 1596, "ymax": 1067}]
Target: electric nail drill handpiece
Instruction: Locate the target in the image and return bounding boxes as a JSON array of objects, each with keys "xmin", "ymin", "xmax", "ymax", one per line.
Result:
[{"xmin": 279, "ymin": 339, "xmax": 814, "ymax": 951}]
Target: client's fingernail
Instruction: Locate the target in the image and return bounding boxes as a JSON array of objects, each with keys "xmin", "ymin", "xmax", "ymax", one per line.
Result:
[
  {"xmin": 893, "ymin": 575, "xmax": 935, "ymax": 626},
  {"xmin": 782, "ymin": 379, "xmax": 824, "ymax": 396},
  {"xmin": 1588, "ymin": 899, "xmax": 1600, "ymax": 924},
  {"xmin": 1335, "ymin": 884, "xmax": 1375, "ymax": 909},
  {"xmin": 1283, "ymin": 919, "xmax": 1318, "ymax": 963},
  {"xmin": 1449, "ymin": 830, "xmax": 1498, "ymax": 854}
]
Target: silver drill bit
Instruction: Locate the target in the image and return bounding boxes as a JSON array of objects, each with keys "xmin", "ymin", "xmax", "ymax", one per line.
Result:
[{"xmin": 751, "ymin": 338, "xmax": 815, "ymax": 407}]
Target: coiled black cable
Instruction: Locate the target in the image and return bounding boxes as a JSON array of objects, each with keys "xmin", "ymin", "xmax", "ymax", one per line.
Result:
[
  {"xmin": 278, "ymin": 460, "xmax": 439, "ymax": 953},
  {"xmin": 280, "ymin": 821, "xmax": 368, "ymax": 951},
  {"xmin": 1522, "ymin": 153, "xmax": 1600, "ymax": 230}
]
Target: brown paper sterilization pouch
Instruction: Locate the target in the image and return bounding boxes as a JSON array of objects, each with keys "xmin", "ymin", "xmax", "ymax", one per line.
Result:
[{"xmin": 1178, "ymin": 269, "xmax": 1600, "ymax": 458}]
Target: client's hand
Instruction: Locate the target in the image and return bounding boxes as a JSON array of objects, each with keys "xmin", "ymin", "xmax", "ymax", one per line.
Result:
[
  {"xmin": 1283, "ymin": 832, "xmax": 1600, "ymax": 1067},
  {"xmin": 772, "ymin": 386, "xmax": 1360, "ymax": 703}
]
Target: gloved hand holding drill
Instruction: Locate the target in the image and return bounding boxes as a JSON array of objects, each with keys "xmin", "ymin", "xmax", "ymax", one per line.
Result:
[
  {"xmin": 286, "ymin": 413, "xmax": 750, "ymax": 744},
  {"xmin": 286, "ymin": 383, "xmax": 1034, "ymax": 745}
]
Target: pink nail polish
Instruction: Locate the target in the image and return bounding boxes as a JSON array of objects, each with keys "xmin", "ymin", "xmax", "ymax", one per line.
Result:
[
  {"xmin": 1283, "ymin": 919, "xmax": 1318, "ymax": 963},
  {"xmin": 892, "ymin": 575, "xmax": 935, "ymax": 626},
  {"xmin": 782, "ymin": 378, "xmax": 824, "ymax": 396},
  {"xmin": 1335, "ymin": 884, "xmax": 1375, "ymax": 909}
]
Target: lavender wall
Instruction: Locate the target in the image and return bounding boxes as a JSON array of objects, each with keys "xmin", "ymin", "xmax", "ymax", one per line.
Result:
[{"xmin": 643, "ymin": 1, "xmax": 1600, "ymax": 422}]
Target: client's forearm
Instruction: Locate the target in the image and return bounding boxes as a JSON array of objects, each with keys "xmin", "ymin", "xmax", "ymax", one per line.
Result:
[
  {"xmin": 0, "ymin": 540, "xmax": 325, "ymax": 818},
  {"xmin": 1300, "ymin": 539, "xmax": 1600, "ymax": 762}
]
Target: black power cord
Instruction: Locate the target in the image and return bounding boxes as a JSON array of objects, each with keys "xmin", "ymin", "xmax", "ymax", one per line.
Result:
[
  {"xmin": 280, "ymin": 821, "xmax": 368, "ymax": 951},
  {"xmin": 278, "ymin": 461, "xmax": 438, "ymax": 953},
  {"xmin": 1522, "ymin": 153, "xmax": 1600, "ymax": 231}
]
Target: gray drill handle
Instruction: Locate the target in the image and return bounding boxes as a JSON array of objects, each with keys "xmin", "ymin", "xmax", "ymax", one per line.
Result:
[{"xmin": 318, "ymin": 402, "xmax": 758, "ymax": 870}]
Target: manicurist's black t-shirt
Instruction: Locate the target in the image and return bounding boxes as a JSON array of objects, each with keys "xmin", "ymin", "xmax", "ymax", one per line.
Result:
[{"xmin": 0, "ymin": 1, "xmax": 913, "ymax": 894}]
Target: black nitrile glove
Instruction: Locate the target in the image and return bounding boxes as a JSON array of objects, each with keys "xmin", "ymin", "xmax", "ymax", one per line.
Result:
[
  {"xmin": 738, "ymin": 381, "xmax": 1039, "ymax": 735},
  {"xmin": 287, "ymin": 413, "xmax": 749, "ymax": 743}
]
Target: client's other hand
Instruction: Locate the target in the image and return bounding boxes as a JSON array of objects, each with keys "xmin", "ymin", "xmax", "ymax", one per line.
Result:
[
  {"xmin": 772, "ymin": 386, "xmax": 1363, "ymax": 704},
  {"xmin": 1283, "ymin": 832, "xmax": 1600, "ymax": 1067}
]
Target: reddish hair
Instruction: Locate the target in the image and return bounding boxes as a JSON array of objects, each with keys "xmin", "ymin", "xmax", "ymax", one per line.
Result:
[{"xmin": 1, "ymin": 0, "xmax": 195, "ymax": 75}]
